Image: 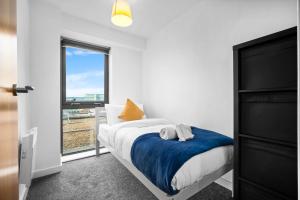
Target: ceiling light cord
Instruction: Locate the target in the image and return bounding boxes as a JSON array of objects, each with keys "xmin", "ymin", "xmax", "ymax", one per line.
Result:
[{"xmin": 113, "ymin": 0, "xmax": 118, "ymax": 16}]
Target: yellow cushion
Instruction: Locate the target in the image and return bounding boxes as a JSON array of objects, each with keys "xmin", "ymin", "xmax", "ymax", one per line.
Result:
[{"xmin": 118, "ymin": 99, "xmax": 144, "ymax": 121}]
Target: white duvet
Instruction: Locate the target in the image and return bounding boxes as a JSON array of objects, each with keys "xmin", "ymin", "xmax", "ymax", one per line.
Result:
[{"xmin": 98, "ymin": 118, "xmax": 233, "ymax": 191}]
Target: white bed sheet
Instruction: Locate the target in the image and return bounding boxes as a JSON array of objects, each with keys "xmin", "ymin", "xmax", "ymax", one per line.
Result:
[{"xmin": 98, "ymin": 118, "xmax": 233, "ymax": 191}]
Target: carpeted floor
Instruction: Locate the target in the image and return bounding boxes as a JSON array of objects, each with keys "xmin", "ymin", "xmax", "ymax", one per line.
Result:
[{"xmin": 27, "ymin": 153, "xmax": 232, "ymax": 200}]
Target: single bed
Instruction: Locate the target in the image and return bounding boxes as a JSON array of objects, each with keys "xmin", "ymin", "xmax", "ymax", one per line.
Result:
[{"xmin": 95, "ymin": 107, "xmax": 233, "ymax": 200}]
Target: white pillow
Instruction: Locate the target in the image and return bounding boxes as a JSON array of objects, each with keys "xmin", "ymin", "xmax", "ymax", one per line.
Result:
[{"xmin": 105, "ymin": 104, "xmax": 145, "ymax": 125}]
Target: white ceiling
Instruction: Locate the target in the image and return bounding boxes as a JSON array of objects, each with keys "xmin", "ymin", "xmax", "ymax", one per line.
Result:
[{"xmin": 41, "ymin": 0, "xmax": 200, "ymax": 38}]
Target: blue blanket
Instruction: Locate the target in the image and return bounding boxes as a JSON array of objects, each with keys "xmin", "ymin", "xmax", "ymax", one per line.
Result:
[{"xmin": 130, "ymin": 127, "xmax": 233, "ymax": 195}]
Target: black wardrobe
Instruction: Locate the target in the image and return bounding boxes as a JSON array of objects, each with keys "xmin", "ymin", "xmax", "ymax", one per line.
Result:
[{"xmin": 233, "ymin": 27, "xmax": 297, "ymax": 200}]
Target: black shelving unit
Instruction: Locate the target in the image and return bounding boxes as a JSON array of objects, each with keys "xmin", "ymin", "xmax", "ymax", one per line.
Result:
[
  {"xmin": 233, "ymin": 27, "xmax": 297, "ymax": 200},
  {"xmin": 238, "ymin": 88, "xmax": 297, "ymax": 94}
]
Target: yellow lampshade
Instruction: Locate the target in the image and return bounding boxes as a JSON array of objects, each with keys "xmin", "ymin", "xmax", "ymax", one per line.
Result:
[{"xmin": 111, "ymin": 0, "xmax": 133, "ymax": 27}]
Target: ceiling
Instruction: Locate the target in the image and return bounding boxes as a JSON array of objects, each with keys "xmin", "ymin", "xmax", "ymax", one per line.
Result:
[{"xmin": 41, "ymin": 0, "xmax": 200, "ymax": 38}]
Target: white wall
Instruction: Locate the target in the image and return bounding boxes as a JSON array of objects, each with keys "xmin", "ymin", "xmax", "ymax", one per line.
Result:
[
  {"xmin": 142, "ymin": 0, "xmax": 297, "ymax": 183},
  {"xmin": 29, "ymin": 0, "xmax": 145, "ymax": 174},
  {"xmin": 109, "ymin": 46, "xmax": 142, "ymax": 104},
  {"xmin": 29, "ymin": 0, "xmax": 62, "ymax": 174},
  {"xmin": 17, "ymin": 0, "xmax": 31, "ymax": 138}
]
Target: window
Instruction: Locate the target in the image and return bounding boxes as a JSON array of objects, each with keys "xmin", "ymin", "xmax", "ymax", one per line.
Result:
[{"xmin": 61, "ymin": 38, "xmax": 109, "ymax": 155}]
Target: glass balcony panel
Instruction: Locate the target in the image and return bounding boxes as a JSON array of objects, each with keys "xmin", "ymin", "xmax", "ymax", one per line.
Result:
[{"xmin": 63, "ymin": 108, "xmax": 99, "ymax": 155}]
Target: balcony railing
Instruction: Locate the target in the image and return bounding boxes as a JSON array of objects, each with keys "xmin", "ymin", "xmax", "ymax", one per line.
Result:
[{"xmin": 62, "ymin": 109, "xmax": 106, "ymax": 155}]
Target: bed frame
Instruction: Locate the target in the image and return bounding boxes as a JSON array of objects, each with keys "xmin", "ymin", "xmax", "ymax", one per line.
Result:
[{"xmin": 95, "ymin": 107, "xmax": 232, "ymax": 200}]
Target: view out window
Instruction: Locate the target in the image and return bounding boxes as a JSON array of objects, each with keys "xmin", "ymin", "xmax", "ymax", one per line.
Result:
[{"xmin": 61, "ymin": 38, "xmax": 109, "ymax": 155}]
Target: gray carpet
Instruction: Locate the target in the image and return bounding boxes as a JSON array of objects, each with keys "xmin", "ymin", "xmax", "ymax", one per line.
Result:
[{"xmin": 27, "ymin": 153, "xmax": 232, "ymax": 200}]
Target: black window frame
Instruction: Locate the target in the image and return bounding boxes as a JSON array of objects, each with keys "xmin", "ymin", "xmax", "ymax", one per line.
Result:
[
  {"xmin": 61, "ymin": 37, "xmax": 110, "ymax": 109},
  {"xmin": 60, "ymin": 37, "xmax": 110, "ymax": 155}
]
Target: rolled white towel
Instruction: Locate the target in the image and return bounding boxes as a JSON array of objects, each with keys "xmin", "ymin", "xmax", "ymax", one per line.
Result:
[
  {"xmin": 160, "ymin": 127, "xmax": 177, "ymax": 140},
  {"xmin": 176, "ymin": 124, "xmax": 194, "ymax": 141}
]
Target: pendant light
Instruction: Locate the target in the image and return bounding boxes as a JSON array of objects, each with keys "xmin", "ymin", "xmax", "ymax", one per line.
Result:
[{"xmin": 111, "ymin": 0, "xmax": 133, "ymax": 27}]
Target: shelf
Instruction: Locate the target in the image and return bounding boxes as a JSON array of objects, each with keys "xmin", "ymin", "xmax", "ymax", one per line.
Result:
[
  {"xmin": 238, "ymin": 87, "xmax": 297, "ymax": 93},
  {"xmin": 238, "ymin": 177, "xmax": 293, "ymax": 200},
  {"xmin": 239, "ymin": 134, "xmax": 296, "ymax": 148}
]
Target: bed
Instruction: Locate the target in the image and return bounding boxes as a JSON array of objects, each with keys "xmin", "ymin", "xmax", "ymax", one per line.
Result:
[{"xmin": 95, "ymin": 107, "xmax": 233, "ymax": 200}]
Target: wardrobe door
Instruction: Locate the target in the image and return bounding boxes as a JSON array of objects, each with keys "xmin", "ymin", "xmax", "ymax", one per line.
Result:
[{"xmin": 233, "ymin": 27, "xmax": 297, "ymax": 200}]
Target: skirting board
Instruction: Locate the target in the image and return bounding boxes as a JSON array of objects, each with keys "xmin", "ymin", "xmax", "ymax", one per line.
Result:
[
  {"xmin": 214, "ymin": 177, "xmax": 232, "ymax": 191},
  {"xmin": 32, "ymin": 164, "xmax": 62, "ymax": 179}
]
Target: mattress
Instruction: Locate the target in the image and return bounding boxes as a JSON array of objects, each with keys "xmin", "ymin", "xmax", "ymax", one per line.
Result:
[{"xmin": 98, "ymin": 118, "xmax": 233, "ymax": 191}]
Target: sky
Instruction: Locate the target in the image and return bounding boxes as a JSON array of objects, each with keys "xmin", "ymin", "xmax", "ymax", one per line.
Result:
[{"xmin": 66, "ymin": 47, "xmax": 105, "ymax": 98}]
